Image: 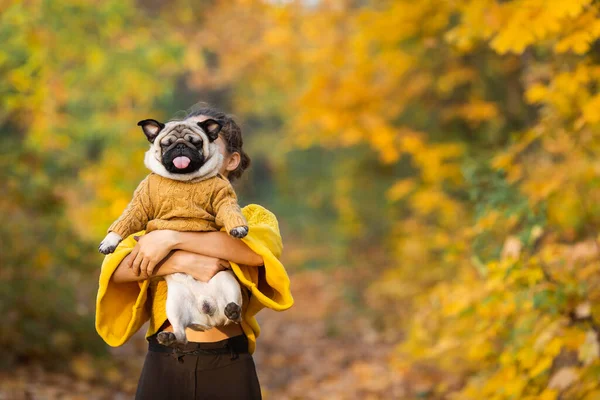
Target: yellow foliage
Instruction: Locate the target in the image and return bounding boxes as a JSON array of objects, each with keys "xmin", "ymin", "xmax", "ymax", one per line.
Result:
[
  {"xmin": 386, "ymin": 179, "xmax": 415, "ymax": 203},
  {"xmin": 8, "ymin": 0, "xmax": 600, "ymax": 397}
]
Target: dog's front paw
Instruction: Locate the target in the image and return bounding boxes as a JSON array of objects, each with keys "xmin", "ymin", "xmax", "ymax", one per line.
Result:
[
  {"xmin": 98, "ymin": 232, "xmax": 123, "ymax": 254},
  {"xmin": 98, "ymin": 243, "xmax": 116, "ymax": 254},
  {"xmin": 229, "ymin": 226, "xmax": 249, "ymax": 239}
]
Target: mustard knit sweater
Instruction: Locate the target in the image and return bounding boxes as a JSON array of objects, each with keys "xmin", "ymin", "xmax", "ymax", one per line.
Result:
[
  {"xmin": 95, "ymin": 204, "xmax": 294, "ymax": 354},
  {"xmin": 107, "ymin": 172, "xmax": 248, "ymax": 239}
]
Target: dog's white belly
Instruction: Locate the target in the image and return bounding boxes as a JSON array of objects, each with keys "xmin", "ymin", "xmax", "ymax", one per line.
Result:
[{"xmin": 164, "ymin": 270, "xmax": 242, "ymax": 331}]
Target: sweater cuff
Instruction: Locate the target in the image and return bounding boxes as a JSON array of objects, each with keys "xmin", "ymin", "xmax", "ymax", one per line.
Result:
[
  {"xmin": 107, "ymin": 221, "xmax": 128, "ymax": 239},
  {"xmin": 223, "ymin": 213, "xmax": 248, "ymax": 232}
]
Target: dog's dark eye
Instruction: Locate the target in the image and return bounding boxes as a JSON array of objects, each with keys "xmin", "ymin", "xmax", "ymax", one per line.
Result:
[
  {"xmin": 160, "ymin": 137, "xmax": 174, "ymax": 146},
  {"xmin": 188, "ymin": 136, "xmax": 202, "ymax": 146}
]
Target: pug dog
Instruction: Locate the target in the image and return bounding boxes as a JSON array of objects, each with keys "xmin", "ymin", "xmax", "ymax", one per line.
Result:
[{"xmin": 98, "ymin": 116, "xmax": 249, "ymax": 347}]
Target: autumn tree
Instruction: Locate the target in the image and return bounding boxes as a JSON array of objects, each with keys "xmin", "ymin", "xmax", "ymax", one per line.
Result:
[
  {"xmin": 5, "ymin": 0, "xmax": 600, "ymax": 397},
  {"xmin": 164, "ymin": 0, "xmax": 600, "ymax": 397},
  {"xmin": 0, "ymin": 0, "xmax": 182, "ymax": 366}
]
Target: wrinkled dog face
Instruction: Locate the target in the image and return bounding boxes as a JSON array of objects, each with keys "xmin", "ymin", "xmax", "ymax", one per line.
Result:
[{"xmin": 139, "ymin": 118, "xmax": 224, "ymax": 181}]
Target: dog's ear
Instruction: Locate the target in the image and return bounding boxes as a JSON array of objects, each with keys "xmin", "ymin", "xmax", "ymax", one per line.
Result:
[
  {"xmin": 137, "ymin": 119, "xmax": 165, "ymax": 143},
  {"xmin": 197, "ymin": 119, "xmax": 222, "ymax": 142}
]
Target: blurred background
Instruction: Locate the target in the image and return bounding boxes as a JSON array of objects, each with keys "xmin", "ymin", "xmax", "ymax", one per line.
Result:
[{"xmin": 3, "ymin": 0, "xmax": 600, "ymax": 398}]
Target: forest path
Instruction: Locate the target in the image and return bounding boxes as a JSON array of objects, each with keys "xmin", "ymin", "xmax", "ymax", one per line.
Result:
[{"xmin": 0, "ymin": 270, "xmax": 404, "ymax": 399}]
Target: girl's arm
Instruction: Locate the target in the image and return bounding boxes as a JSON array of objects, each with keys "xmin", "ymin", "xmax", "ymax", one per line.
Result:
[
  {"xmin": 170, "ymin": 231, "xmax": 264, "ymax": 266},
  {"xmin": 129, "ymin": 229, "xmax": 264, "ymax": 277},
  {"xmin": 112, "ymin": 249, "xmax": 230, "ymax": 284}
]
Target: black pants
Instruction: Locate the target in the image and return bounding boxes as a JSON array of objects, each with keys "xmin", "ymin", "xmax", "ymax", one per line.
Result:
[{"xmin": 135, "ymin": 334, "xmax": 262, "ymax": 400}]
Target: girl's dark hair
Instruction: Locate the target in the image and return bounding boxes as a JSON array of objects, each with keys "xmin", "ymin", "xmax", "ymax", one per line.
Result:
[{"xmin": 185, "ymin": 103, "xmax": 251, "ymax": 183}]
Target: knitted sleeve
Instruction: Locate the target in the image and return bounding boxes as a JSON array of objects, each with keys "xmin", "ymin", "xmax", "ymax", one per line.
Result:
[
  {"xmin": 107, "ymin": 175, "xmax": 154, "ymax": 238},
  {"xmin": 212, "ymin": 180, "xmax": 248, "ymax": 233}
]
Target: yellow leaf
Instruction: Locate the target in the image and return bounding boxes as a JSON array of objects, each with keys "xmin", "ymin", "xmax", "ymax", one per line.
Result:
[
  {"xmin": 529, "ymin": 355, "xmax": 554, "ymax": 378},
  {"xmin": 583, "ymin": 390, "xmax": 600, "ymax": 400},
  {"xmin": 525, "ymin": 83, "xmax": 548, "ymax": 104},
  {"xmin": 582, "ymin": 94, "xmax": 600, "ymax": 123},
  {"xmin": 386, "ymin": 179, "xmax": 415, "ymax": 202},
  {"xmin": 579, "ymin": 330, "xmax": 600, "ymax": 366},
  {"xmin": 538, "ymin": 389, "xmax": 559, "ymax": 400}
]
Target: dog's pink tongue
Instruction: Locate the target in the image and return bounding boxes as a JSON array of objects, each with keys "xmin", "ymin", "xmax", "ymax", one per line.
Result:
[{"xmin": 173, "ymin": 156, "xmax": 191, "ymax": 169}]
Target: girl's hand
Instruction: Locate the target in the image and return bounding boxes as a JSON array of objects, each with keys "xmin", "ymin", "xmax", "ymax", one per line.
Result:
[
  {"xmin": 174, "ymin": 252, "xmax": 231, "ymax": 282},
  {"xmin": 129, "ymin": 230, "xmax": 179, "ymax": 277}
]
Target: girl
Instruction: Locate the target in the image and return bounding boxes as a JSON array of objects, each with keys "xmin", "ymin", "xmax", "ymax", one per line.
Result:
[{"xmin": 95, "ymin": 104, "xmax": 293, "ymax": 399}]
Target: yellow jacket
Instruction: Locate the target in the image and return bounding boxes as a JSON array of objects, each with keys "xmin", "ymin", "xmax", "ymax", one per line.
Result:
[{"xmin": 95, "ymin": 204, "xmax": 293, "ymax": 354}]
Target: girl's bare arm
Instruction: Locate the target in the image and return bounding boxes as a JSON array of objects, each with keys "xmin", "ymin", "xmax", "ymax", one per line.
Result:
[
  {"xmin": 169, "ymin": 231, "xmax": 264, "ymax": 267},
  {"xmin": 111, "ymin": 249, "xmax": 228, "ymax": 284},
  {"xmin": 119, "ymin": 229, "xmax": 264, "ymax": 279}
]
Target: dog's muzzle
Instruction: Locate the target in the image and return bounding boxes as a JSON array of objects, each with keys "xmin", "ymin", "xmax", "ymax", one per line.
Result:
[{"xmin": 162, "ymin": 143, "xmax": 205, "ymax": 174}]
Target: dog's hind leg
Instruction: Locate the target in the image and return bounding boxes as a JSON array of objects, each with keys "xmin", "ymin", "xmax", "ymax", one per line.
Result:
[
  {"xmin": 210, "ymin": 270, "xmax": 243, "ymax": 323},
  {"xmin": 158, "ymin": 274, "xmax": 193, "ymax": 347}
]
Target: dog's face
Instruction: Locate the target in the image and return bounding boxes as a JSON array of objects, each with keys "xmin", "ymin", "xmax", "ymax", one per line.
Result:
[{"xmin": 138, "ymin": 118, "xmax": 223, "ymax": 180}]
